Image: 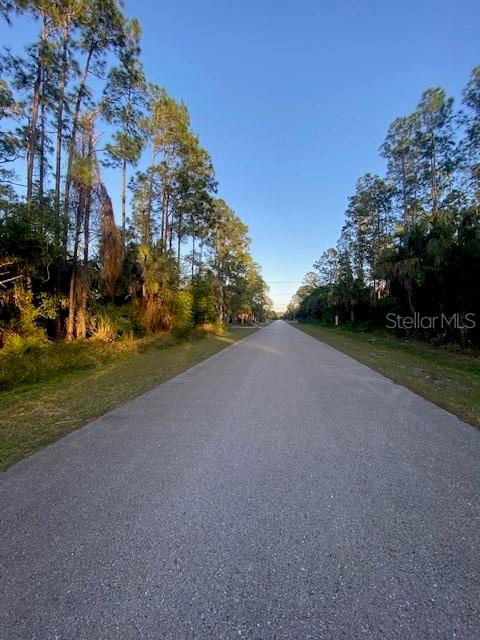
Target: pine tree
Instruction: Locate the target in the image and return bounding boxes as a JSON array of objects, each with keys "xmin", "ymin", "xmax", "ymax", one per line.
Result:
[{"xmin": 101, "ymin": 18, "xmax": 146, "ymax": 246}]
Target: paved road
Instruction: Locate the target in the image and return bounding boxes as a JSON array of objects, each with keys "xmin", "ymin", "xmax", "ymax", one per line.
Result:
[{"xmin": 1, "ymin": 321, "xmax": 479, "ymax": 639}]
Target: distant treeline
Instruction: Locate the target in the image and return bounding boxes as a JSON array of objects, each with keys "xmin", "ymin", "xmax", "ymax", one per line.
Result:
[
  {"xmin": 0, "ymin": 1, "xmax": 272, "ymax": 350},
  {"xmin": 287, "ymin": 68, "xmax": 480, "ymax": 346}
]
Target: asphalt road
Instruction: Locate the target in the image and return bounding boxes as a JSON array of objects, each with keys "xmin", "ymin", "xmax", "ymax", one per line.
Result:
[{"xmin": 1, "ymin": 320, "xmax": 479, "ymax": 639}]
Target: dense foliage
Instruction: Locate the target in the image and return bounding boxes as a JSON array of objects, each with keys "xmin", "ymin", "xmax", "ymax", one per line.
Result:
[
  {"xmin": 288, "ymin": 70, "xmax": 480, "ymax": 346},
  {"xmin": 0, "ymin": 1, "xmax": 271, "ymax": 349}
]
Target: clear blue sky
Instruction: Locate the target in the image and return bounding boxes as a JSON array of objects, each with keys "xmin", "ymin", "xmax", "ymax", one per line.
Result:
[
  {"xmin": 2, "ymin": 1, "xmax": 479, "ymax": 310},
  {"xmin": 127, "ymin": 0, "xmax": 478, "ymax": 310}
]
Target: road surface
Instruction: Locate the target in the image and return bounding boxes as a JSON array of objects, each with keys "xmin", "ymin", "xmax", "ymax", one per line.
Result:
[{"xmin": 1, "ymin": 320, "xmax": 479, "ymax": 639}]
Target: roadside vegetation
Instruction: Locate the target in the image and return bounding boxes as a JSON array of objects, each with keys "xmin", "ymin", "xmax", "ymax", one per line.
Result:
[
  {"xmin": 0, "ymin": 2, "xmax": 273, "ymax": 469},
  {"xmin": 0, "ymin": 1, "xmax": 272, "ymax": 356},
  {"xmin": 292, "ymin": 322, "xmax": 480, "ymax": 428},
  {"xmin": 286, "ymin": 68, "xmax": 480, "ymax": 348},
  {"xmin": 0, "ymin": 326, "xmax": 257, "ymax": 470}
]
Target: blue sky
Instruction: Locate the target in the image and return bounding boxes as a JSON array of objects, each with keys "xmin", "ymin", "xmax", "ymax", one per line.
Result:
[{"xmin": 2, "ymin": 1, "xmax": 479, "ymax": 309}]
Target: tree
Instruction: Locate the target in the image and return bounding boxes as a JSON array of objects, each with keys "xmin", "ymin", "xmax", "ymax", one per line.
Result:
[
  {"xmin": 0, "ymin": 0, "xmax": 16, "ymax": 22},
  {"xmin": 174, "ymin": 135, "xmax": 216, "ymax": 271},
  {"xmin": 289, "ymin": 68, "xmax": 480, "ymax": 345},
  {"xmin": 313, "ymin": 249, "xmax": 338, "ymax": 285},
  {"xmin": 0, "ymin": 78, "xmax": 23, "ymax": 197},
  {"xmin": 381, "ymin": 114, "xmax": 422, "ymax": 228},
  {"xmin": 139, "ymin": 86, "xmax": 191, "ymax": 248},
  {"xmin": 50, "ymin": 0, "xmax": 85, "ymax": 239},
  {"xmin": 136, "ymin": 244, "xmax": 178, "ymax": 333},
  {"xmin": 211, "ymin": 199, "xmax": 250, "ymax": 322},
  {"xmin": 416, "ymin": 88, "xmax": 456, "ymax": 214},
  {"xmin": 8, "ymin": 1, "xmax": 57, "ymax": 208},
  {"xmin": 101, "ymin": 17, "xmax": 146, "ymax": 245},
  {"xmin": 65, "ymin": 112, "xmax": 96, "ymax": 340},
  {"xmin": 330, "ymin": 252, "xmax": 365, "ymax": 323},
  {"xmin": 0, "ymin": 0, "xmax": 271, "ymax": 346},
  {"xmin": 342, "ymin": 174, "xmax": 394, "ymax": 287},
  {"xmin": 462, "ymin": 66, "xmax": 480, "ymax": 201}
]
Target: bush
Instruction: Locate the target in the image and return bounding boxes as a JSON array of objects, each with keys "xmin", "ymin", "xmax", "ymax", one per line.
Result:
[
  {"xmin": 0, "ymin": 285, "xmax": 56, "ymax": 349},
  {"xmin": 172, "ymin": 289, "xmax": 194, "ymax": 338},
  {"xmin": 136, "ymin": 246, "xmax": 177, "ymax": 333},
  {"xmin": 88, "ymin": 304, "xmax": 139, "ymax": 342},
  {"xmin": 0, "ymin": 338, "xmax": 142, "ymax": 390},
  {"xmin": 2, "ymin": 332, "xmax": 46, "ymax": 354},
  {"xmin": 191, "ymin": 275, "xmax": 218, "ymax": 325}
]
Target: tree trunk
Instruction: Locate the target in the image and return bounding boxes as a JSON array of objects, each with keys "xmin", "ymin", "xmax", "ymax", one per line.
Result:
[
  {"xmin": 55, "ymin": 28, "xmax": 69, "ymax": 250},
  {"xmin": 218, "ymin": 276, "xmax": 224, "ymax": 324},
  {"xmin": 146, "ymin": 146, "xmax": 155, "ymax": 245},
  {"xmin": 177, "ymin": 211, "xmax": 182, "ymax": 268},
  {"xmin": 39, "ymin": 86, "xmax": 46, "ymax": 202},
  {"xmin": 401, "ymin": 155, "xmax": 408, "ymax": 228},
  {"xmin": 431, "ymin": 135, "xmax": 438, "ymax": 214},
  {"xmin": 406, "ymin": 279, "xmax": 415, "ymax": 315},
  {"xmin": 412, "ymin": 176, "xmax": 418, "ymax": 225},
  {"xmin": 63, "ymin": 46, "xmax": 93, "ymax": 237},
  {"xmin": 168, "ymin": 215, "xmax": 173, "ymax": 252},
  {"xmin": 26, "ymin": 67, "xmax": 40, "ymax": 206},
  {"xmin": 53, "ymin": 267, "xmax": 63, "ymax": 339},
  {"xmin": 26, "ymin": 19, "xmax": 47, "ymax": 208},
  {"xmin": 160, "ymin": 190, "xmax": 166, "ymax": 248},
  {"xmin": 66, "ymin": 186, "xmax": 83, "ymax": 341},
  {"xmin": 164, "ymin": 190, "xmax": 170, "ymax": 252},
  {"xmin": 121, "ymin": 158, "xmax": 127, "ymax": 246},
  {"xmin": 76, "ymin": 274, "xmax": 88, "ymax": 338},
  {"xmin": 191, "ymin": 232, "xmax": 195, "ymax": 279},
  {"xmin": 66, "ymin": 112, "xmax": 94, "ymax": 341},
  {"xmin": 65, "ymin": 254, "xmax": 78, "ymax": 340},
  {"xmin": 77, "ymin": 147, "xmax": 92, "ymax": 339}
]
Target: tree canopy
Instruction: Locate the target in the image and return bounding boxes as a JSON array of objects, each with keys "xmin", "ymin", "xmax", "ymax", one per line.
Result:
[
  {"xmin": 288, "ymin": 69, "xmax": 480, "ymax": 346},
  {"xmin": 0, "ymin": 1, "xmax": 271, "ymax": 347}
]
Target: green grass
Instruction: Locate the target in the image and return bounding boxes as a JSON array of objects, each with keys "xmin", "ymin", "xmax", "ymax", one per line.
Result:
[
  {"xmin": 0, "ymin": 328, "xmax": 257, "ymax": 470},
  {"xmin": 291, "ymin": 322, "xmax": 480, "ymax": 428}
]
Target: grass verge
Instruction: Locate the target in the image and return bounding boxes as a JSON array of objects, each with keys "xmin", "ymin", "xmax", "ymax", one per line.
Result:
[
  {"xmin": 291, "ymin": 322, "xmax": 480, "ymax": 428},
  {"xmin": 0, "ymin": 328, "xmax": 257, "ymax": 470}
]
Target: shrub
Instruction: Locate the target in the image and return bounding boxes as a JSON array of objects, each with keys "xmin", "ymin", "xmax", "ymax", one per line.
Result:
[
  {"xmin": 88, "ymin": 304, "xmax": 138, "ymax": 342},
  {"xmin": 0, "ymin": 337, "xmax": 142, "ymax": 391},
  {"xmin": 136, "ymin": 245, "xmax": 178, "ymax": 333},
  {"xmin": 2, "ymin": 332, "xmax": 45, "ymax": 354},
  {"xmin": 172, "ymin": 289, "xmax": 194, "ymax": 338},
  {"xmin": 0, "ymin": 285, "xmax": 56, "ymax": 349},
  {"xmin": 191, "ymin": 274, "xmax": 218, "ymax": 325}
]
